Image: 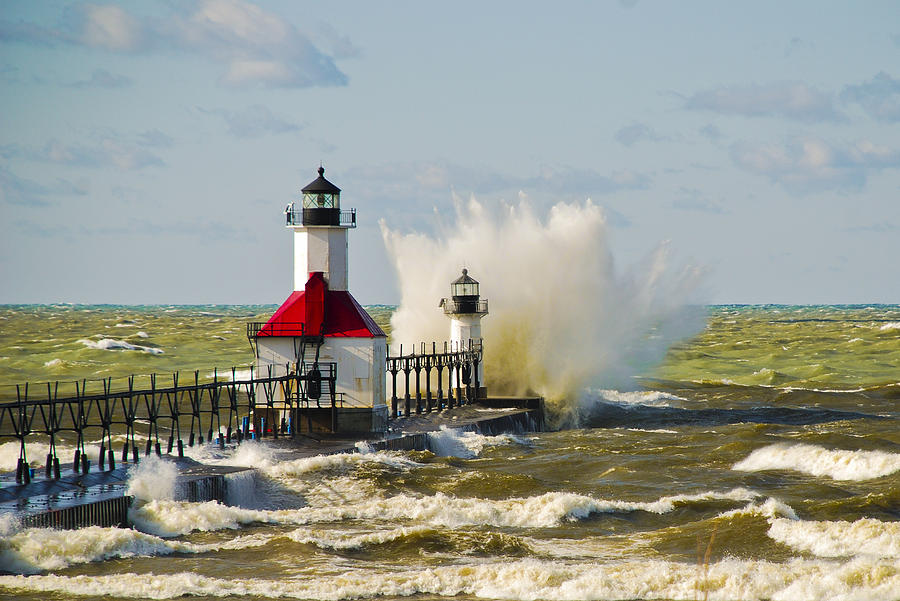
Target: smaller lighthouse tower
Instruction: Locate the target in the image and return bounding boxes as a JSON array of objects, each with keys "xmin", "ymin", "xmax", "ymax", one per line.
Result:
[{"xmin": 440, "ymin": 269, "xmax": 488, "ymax": 398}]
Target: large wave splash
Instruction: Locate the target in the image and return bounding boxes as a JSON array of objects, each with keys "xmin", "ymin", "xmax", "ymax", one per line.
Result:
[{"xmin": 382, "ymin": 196, "xmax": 706, "ymax": 422}]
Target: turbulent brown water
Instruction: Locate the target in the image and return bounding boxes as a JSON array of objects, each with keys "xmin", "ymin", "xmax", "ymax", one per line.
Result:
[{"xmin": 1, "ymin": 304, "xmax": 898, "ymax": 600}]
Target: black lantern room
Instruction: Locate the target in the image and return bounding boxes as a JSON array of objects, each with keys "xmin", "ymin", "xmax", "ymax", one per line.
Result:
[
  {"xmin": 440, "ymin": 269, "xmax": 488, "ymax": 315},
  {"xmin": 288, "ymin": 166, "xmax": 356, "ymax": 228}
]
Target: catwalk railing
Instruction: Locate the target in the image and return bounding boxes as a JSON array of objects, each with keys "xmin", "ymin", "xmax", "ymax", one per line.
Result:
[
  {"xmin": 0, "ymin": 364, "xmax": 317, "ymax": 485},
  {"xmin": 386, "ymin": 339, "xmax": 483, "ymax": 419},
  {"xmin": 2, "ymin": 338, "xmax": 484, "ymax": 485}
]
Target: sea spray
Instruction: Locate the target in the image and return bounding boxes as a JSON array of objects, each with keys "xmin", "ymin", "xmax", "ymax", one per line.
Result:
[
  {"xmin": 125, "ymin": 454, "xmax": 178, "ymax": 502},
  {"xmin": 426, "ymin": 426, "xmax": 527, "ymax": 458},
  {"xmin": 381, "ymin": 196, "xmax": 705, "ymax": 424}
]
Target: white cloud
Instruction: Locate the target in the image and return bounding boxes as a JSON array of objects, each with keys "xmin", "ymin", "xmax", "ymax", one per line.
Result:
[
  {"xmin": 671, "ymin": 188, "xmax": 726, "ymax": 214},
  {"xmin": 698, "ymin": 123, "xmax": 724, "ymax": 141},
  {"xmin": 614, "ymin": 122, "xmax": 665, "ymax": 146},
  {"xmin": 0, "ymin": 166, "xmax": 88, "ymax": 206},
  {"xmin": 2, "ymin": 136, "xmax": 165, "ymax": 171},
  {"xmin": 731, "ymin": 135, "xmax": 900, "ymax": 194},
  {"xmin": 72, "ymin": 68, "xmax": 132, "ymax": 88},
  {"xmin": 686, "ymin": 81, "xmax": 843, "ymax": 123},
  {"xmin": 1, "ymin": 1, "xmax": 351, "ymax": 89},
  {"xmin": 841, "ymin": 72, "xmax": 900, "ymax": 123},
  {"xmin": 200, "ymin": 104, "xmax": 301, "ymax": 138},
  {"xmin": 80, "ymin": 4, "xmax": 141, "ymax": 51}
]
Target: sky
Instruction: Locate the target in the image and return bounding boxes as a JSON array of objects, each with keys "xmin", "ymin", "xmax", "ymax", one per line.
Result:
[{"xmin": 1, "ymin": 0, "xmax": 899, "ymax": 305}]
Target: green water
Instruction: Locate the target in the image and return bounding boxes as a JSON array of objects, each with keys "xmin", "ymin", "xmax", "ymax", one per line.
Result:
[{"xmin": 0, "ymin": 304, "xmax": 898, "ymax": 600}]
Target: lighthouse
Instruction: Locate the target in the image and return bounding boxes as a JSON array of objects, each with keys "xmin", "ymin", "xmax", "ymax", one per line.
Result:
[
  {"xmin": 440, "ymin": 269, "xmax": 489, "ymax": 398},
  {"xmin": 250, "ymin": 167, "xmax": 388, "ymax": 434}
]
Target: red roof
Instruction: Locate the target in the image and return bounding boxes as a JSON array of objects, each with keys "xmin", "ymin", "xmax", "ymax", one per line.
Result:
[{"xmin": 257, "ymin": 272, "xmax": 386, "ymax": 338}]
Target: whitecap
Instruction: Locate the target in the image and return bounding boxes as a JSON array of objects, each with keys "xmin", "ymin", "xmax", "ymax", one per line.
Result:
[
  {"xmin": 426, "ymin": 426, "xmax": 527, "ymax": 458},
  {"xmin": 78, "ymin": 338, "xmax": 163, "ymax": 355},
  {"xmin": 2, "ymin": 556, "xmax": 898, "ymax": 600},
  {"xmin": 768, "ymin": 517, "xmax": 900, "ymax": 558},
  {"xmin": 590, "ymin": 389, "xmax": 688, "ymax": 407},
  {"xmin": 732, "ymin": 443, "xmax": 900, "ymax": 481}
]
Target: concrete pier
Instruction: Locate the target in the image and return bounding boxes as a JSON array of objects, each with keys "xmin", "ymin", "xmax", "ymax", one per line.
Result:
[{"xmin": 1, "ymin": 399, "xmax": 543, "ymax": 530}]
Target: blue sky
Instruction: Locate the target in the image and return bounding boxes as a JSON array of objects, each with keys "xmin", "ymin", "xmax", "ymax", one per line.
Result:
[{"xmin": 1, "ymin": 0, "xmax": 899, "ymax": 305}]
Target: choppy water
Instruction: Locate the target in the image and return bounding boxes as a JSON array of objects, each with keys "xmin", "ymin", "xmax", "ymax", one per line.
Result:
[{"xmin": 1, "ymin": 304, "xmax": 898, "ymax": 600}]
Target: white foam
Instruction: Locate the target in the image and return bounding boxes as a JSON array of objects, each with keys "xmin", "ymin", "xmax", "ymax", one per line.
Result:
[
  {"xmin": 1, "ymin": 556, "xmax": 897, "ymax": 600},
  {"xmin": 285, "ymin": 525, "xmax": 432, "ymax": 551},
  {"xmin": 717, "ymin": 497, "xmax": 799, "ymax": 521},
  {"xmin": 878, "ymin": 321, "xmax": 900, "ymax": 331},
  {"xmin": 183, "ymin": 440, "xmax": 422, "ymax": 477},
  {"xmin": 733, "ymin": 443, "xmax": 900, "ymax": 481},
  {"xmin": 0, "ymin": 526, "xmax": 192, "ymax": 573},
  {"xmin": 0, "ymin": 441, "xmax": 104, "ymax": 472},
  {"xmin": 0, "ymin": 525, "xmax": 277, "ymax": 574},
  {"xmin": 126, "ymin": 487, "xmax": 758, "ymax": 536},
  {"xmin": 43, "ymin": 358, "xmax": 64, "ymax": 368},
  {"xmin": 265, "ymin": 451, "xmax": 423, "ymax": 478},
  {"xmin": 297, "ymin": 488, "xmax": 759, "ymax": 529},
  {"xmin": 426, "ymin": 426, "xmax": 526, "ymax": 458},
  {"xmin": 78, "ymin": 337, "xmax": 163, "ymax": 355},
  {"xmin": 768, "ymin": 517, "xmax": 900, "ymax": 558},
  {"xmin": 125, "ymin": 455, "xmax": 178, "ymax": 502},
  {"xmin": 589, "ymin": 389, "xmax": 688, "ymax": 408},
  {"xmin": 128, "ymin": 499, "xmax": 287, "ymax": 537}
]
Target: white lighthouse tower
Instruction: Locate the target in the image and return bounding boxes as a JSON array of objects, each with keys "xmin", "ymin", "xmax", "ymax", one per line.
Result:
[
  {"xmin": 440, "ymin": 269, "xmax": 489, "ymax": 398},
  {"xmin": 250, "ymin": 167, "xmax": 388, "ymax": 434}
]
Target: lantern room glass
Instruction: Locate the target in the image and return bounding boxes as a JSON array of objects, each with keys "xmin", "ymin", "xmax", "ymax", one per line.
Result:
[
  {"xmin": 452, "ymin": 280, "xmax": 479, "ymax": 298},
  {"xmin": 303, "ymin": 192, "xmax": 338, "ymax": 209}
]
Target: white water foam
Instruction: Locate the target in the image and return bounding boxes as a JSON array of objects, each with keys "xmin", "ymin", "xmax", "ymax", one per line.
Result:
[
  {"xmin": 123, "ymin": 487, "xmax": 758, "ymax": 537},
  {"xmin": 125, "ymin": 454, "xmax": 179, "ymax": 502},
  {"xmin": 717, "ymin": 497, "xmax": 799, "ymax": 521},
  {"xmin": 284, "ymin": 525, "xmax": 433, "ymax": 551},
  {"xmin": 265, "ymin": 452, "xmax": 423, "ymax": 478},
  {"xmin": 0, "ymin": 441, "xmax": 104, "ymax": 472},
  {"xmin": 878, "ymin": 321, "xmax": 900, "ymax": 331},
  {"xmin": 768, "ymin": 517, "xmax": 900, "ymax": 559},
  {"xmin": 0, "ymin": 524, "xmax": 278, "ymax": 574},
  {"xmin": 78, "ymin": 337, "xmax": 163, "ymax": 355},
  {"xmin": 426, "ymin": 426, "xmax": 527, "ymax": 458},
  {"xmin": 732, "ymin": 443, "xmax": 900, "ymax": 481},
  {"xmin": 0, "ymin": 526, "xmax": 190, "ymax": 573},
  {"xmin": 296, "ymin": 487, "xmax": 760, "ymax": 529},
  {"xmin": 2, "ymin": 556, "xmax": 897, "ymax": 600},
  {"xmin": 128, "ymin": 499, "xmax": 287, "ymax": 538},
  {"xmin": 382, "ymin": 197, "xmax": 706, "ymax": 414}
]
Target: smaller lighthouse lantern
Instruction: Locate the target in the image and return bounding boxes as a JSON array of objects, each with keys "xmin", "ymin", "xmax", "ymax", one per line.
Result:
[{"xmin": 440, "ymin": 269, "xmax": 488, "ymax": 398}]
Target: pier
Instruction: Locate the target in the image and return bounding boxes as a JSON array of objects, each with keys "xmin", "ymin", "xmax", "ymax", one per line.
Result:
[{"xmin": 1, "ymin": 395, "xmax": 543, "ymax": 530}]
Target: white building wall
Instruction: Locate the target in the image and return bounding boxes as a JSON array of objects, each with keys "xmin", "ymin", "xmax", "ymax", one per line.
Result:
[
  {"xmin": 255, "ymin": 336, "xmax": 385, "ymax": 408},
  {"xmin": 292, "ymin": 228, "xmax": 349, "ymax": 291},
  {"xmin": 450, "ymin": 314, "xmax": 485, "ymax": 386}
]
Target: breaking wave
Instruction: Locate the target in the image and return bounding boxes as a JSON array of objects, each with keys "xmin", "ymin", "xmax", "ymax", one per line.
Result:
[
  {"xmin": 78, "ymin": 337, "xmax": 163, "ymax": 355},
  {"xmin": 768, "ymin": 517, "xmax": 900, "ymax": 559},
  {"xmin": 426, "ymin": 426, "xmax": 529, "ymax": 458},
  {"xmin": 3, "ymin": 555, "xmax": 898, "ymax": 600},
  {"xmin": 732, "ymin": 443, "xmax": 900, "ymax": 481},
  {"xmin": 382, "ymin": 197, "xmax": 706, "ymax": 417}
]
